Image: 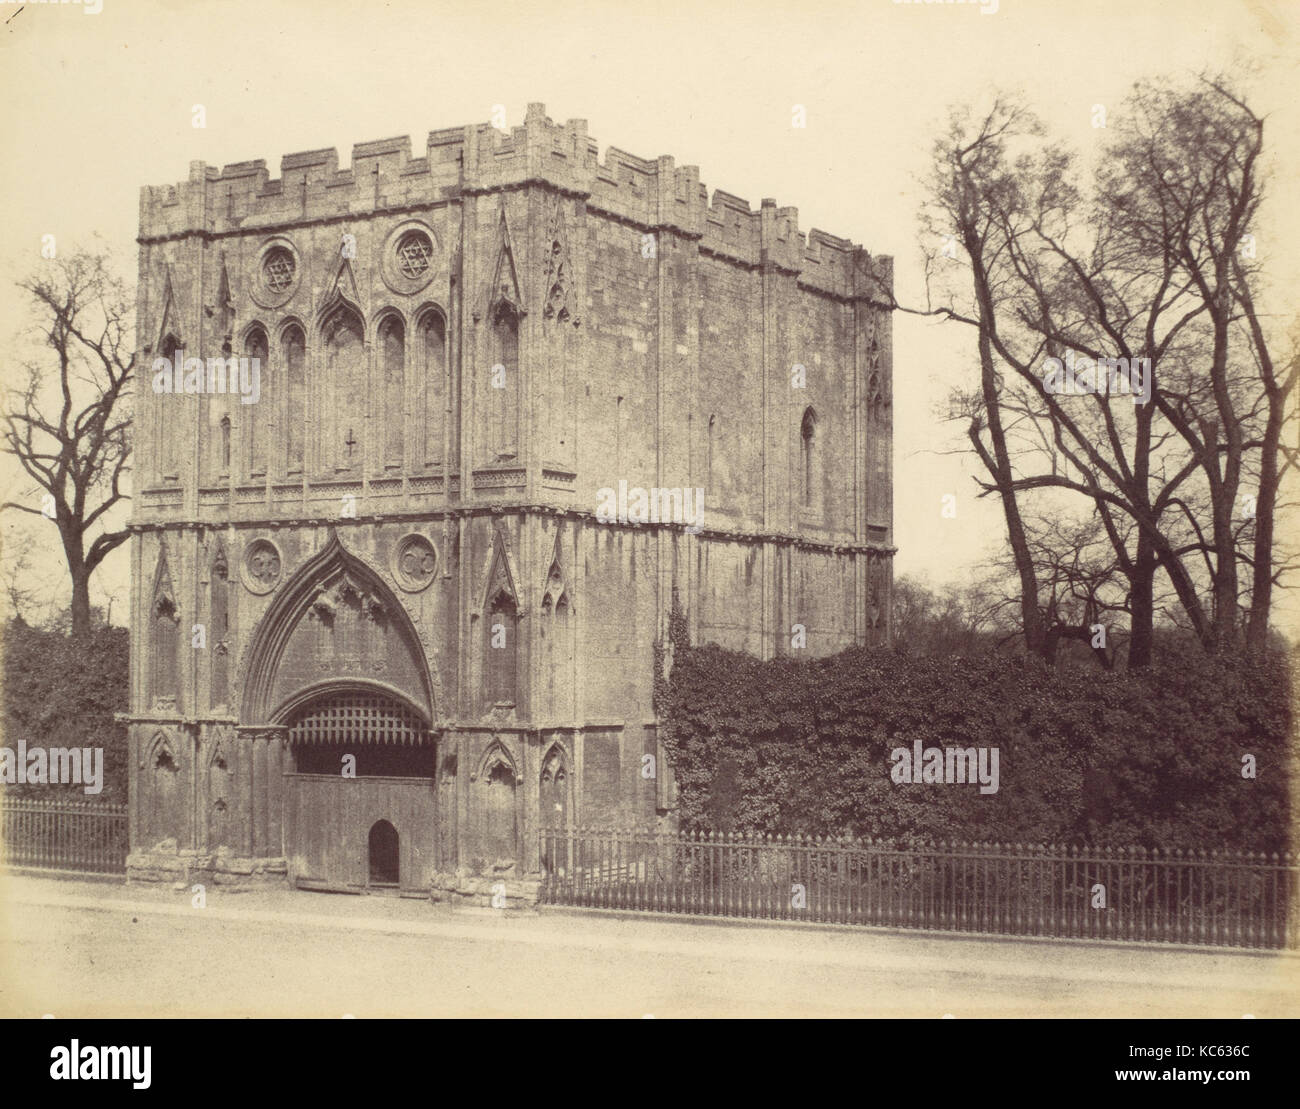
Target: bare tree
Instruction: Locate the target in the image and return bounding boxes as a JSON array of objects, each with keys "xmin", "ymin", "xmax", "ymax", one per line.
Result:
[
  {"xmin": 2, "ymin": 249, "xmax": 133, "ymax": 638},
  {"xmin": 870, "ymin": 73, "xmax": 1297, "ymax": 667},
  {"xmin": 891, "ymin": 574, "xmax": 1003, "ymax": 657}
]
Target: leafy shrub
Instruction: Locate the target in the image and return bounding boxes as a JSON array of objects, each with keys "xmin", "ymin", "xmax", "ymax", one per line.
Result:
[
  {"xmin": 1, "ymin": 620, "xmax": 129, "ymax": 802},
  {"xmin": 660, "ymin": 643, "xmax": 1293, "ymax": 852}
]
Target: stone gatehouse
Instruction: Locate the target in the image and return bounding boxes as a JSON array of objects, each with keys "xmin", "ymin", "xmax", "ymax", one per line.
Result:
[{"xmin": 124, "ymin": 103, "xmax": 894, "ymax": 903}]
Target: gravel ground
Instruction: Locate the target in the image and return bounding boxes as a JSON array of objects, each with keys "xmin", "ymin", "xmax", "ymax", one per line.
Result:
[{"xmin": 1, "ymin": 872, "xmax": 1296, "ymax": 1018}]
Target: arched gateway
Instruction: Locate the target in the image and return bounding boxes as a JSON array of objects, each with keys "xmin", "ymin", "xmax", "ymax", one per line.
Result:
[{"xmin": 246, "ymin": 533, "xmax": 439, "ymax": 893}]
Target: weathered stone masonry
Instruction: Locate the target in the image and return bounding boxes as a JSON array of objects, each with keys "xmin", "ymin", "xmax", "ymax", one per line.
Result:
[{"xmin": 125, "ymin": 103, "xmax": 894, "ymax": 903}]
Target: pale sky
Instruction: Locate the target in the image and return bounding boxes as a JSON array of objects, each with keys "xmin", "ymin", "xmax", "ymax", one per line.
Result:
[{"xmin": 1, "ymin": 0, "xmax": 1297, "ymax": 631}]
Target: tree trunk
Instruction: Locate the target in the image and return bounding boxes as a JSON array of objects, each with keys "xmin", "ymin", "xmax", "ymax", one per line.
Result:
[
  {"xmin": 70, "ymin": 571, "xmax": 92, "ymax": 638},
  {"xmin": 1127, "ymin": 541, "xmax": 1156, "ymax": 669},
  {"xmin": 1246, "ymin": 391, "xmax": 1283, "ymax": 650}
]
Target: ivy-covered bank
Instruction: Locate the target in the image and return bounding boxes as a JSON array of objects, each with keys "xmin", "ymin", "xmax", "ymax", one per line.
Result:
[{"xmin": 659, "ymin": 643, "xmax": 1293, "ymax": 852}]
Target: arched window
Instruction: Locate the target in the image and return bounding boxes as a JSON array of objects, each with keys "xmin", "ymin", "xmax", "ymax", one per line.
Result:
[
  {"xmin": 481, "ymin": 758, "xmax": 518, "ymax": 863},
  {"xmin": 421, "ymin": 310, "xmax": 446, "ymax": 467},
  {"xmin": 142, "ymin": 734, "xmax": 183, "ymax": 849},
  {"xmin": 204, "ymin": 339, "xmax": 234, "ymax": 483},
  {"xmin": 244, "ymin": 327, "xmax": 269, "ymax": 477},
  {"xmin": 210, "ymin": 548, "xmax": 230, "ymax": 709},
  {"xmin": 485, "ymin": 590, "xmax": 518, "ymax": 705},
  {"xmin": 541, "ymin": 746, "xmax": 570, "ymax": 823},
  {"xmin": 323, "ymin": 308, "xmax": 364, "ymax": 471},
  {"xmin": 539, "ymin": 744, "xmax": 571, "ymax": 873},
  {"xmin": 800, "ymin": 407, "xmax": 817, "ymax": 509},
  {"xmin": 150, "ymin": 557, "xmax": 180, "ymax": 707},
  {"xmin": 707, "ymin": 413, "xmax": 717, "ymax": 491},
  {"xmin": 550, "ymin": 592, "xmax": 571, "ymax": 718},
  {"xmin": 219, "ymin": 415, "xmax": 231, "ymax": 474},
  {"xmin": 282, "ymin": 324, "xmax": 306, "ymax": 474},
  {"xmin": 540, "ymin": 593, "xmax": 553, "ymax": 713},
  {"xmin": 157, "ymin": 334, "xmax": 181, "ymax": 481},
  {"xmin": 489, "ymin": 302, "xmax": 519, "ymax": 460},
  {"xmin": 151, "ymin": 598, "xmax": 179, "ymax": 704},
  {"xmin": 207, "ymin": 749, "xmax": 232, "ymax": 850},
  {"xmin": 380, "ymin": 316, "xmax": 405, "ymax": 469}
]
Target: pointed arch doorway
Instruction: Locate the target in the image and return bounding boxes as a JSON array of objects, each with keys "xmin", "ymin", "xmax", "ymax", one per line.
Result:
[{"xmin": 241, "ymin": 531, "xmax": 441, "ymax": 896}]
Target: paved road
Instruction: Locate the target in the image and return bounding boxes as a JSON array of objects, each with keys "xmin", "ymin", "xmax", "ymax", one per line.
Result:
[{"xmin": 1, "ymin": 873, "xmax": 1296, "ymax": 1018}]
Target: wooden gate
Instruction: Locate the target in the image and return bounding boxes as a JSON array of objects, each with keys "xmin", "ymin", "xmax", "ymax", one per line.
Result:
[
  {"xmin": 284, "ymin": 773, "xmax": 437, "ymax": 893},
  {"xmin": 281, "ymin": 690, "xmax": 437, "ymax": 894}
]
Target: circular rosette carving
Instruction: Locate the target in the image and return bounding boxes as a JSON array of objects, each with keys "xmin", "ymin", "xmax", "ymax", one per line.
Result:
[
  {"xmin": 380, "ymin": 220, "xmax": 439, "ymax": 296},
  {"xmin": 241, "ymin": 538, "xmax": 283, "ymax": 595},
  {"xmin": 249, "ymin": 237, "xmax": 301, "ymax": 309},
  {"xmin": 392, "ymin": 533, "xmax": 437, "ymax": 592}
]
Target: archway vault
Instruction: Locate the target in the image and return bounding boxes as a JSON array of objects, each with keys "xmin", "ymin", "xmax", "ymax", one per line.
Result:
[{"xmin": 239, "ymin": 530, "xmax": 436, "ymax": 725}]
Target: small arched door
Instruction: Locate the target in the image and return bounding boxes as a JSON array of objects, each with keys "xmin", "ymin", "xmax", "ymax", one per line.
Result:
[{"xmin": 368, "ymin": 820, "xmax": 399, "ymax": 887}]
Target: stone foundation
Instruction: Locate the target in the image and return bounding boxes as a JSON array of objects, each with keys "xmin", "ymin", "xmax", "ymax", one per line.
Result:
[
  {"xmin": 429, "ymin": 867, "xmax": 542, "ymax": 909},
  {"xmin": 127, "ymin": 843, "xmax": 288, "ymax": 891}
]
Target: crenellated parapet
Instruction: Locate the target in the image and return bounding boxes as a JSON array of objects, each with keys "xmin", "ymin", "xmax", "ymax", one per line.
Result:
[{"xmin": 139, "ymin": 103, "xmax": 891, "ymax": 302}]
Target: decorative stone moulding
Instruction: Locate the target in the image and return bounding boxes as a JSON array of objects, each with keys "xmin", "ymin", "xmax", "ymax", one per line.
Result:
[
  {"xmin": 392, "ymin": 533, "xmax": 438, "ymax": 592},
  {"xmin": 380, "ymin": 220, "xmax": 439, "ymax": 296},
  {"xmin": 250, "ymin": 236, "xmax": 301, "ymax": 309},
  {"xmin": 241, "ymin": 538, "xmax": 283, "ymax": 594}
]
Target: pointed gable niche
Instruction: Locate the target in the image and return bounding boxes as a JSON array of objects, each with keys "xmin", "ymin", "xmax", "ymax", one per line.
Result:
[
  {"xmin": 215, "ymin": 252, "xmax": 235, "ymax": 342},
  {"xmin": 483, "ymin": 202, "xmax": 524, "ymax": 322},
  {"xmin": 156, "ymin": 264, "xmax": 183, "ymax": 354},
  {"xmin": 318, "ymin": 253, "xmax": 362, "ymax": 324},
  {"xmin": 542, "ymin": 196, "xmax": 576, "ymax": 325}
]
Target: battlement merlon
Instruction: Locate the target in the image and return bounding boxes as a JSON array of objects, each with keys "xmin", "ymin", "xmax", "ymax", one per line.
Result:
[{"xmin": 138, "ymin": 102, "xmax": 893, "ymax": 303}]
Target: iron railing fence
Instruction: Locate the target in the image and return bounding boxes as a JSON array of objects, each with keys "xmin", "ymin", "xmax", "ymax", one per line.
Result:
[
  {"xmin": 0, "ymin": 796, "xmax": 128, "ymax": 874},
  {"xmin": 540, "ymin": 827, "xmax": 1300, "ymax": 949}
]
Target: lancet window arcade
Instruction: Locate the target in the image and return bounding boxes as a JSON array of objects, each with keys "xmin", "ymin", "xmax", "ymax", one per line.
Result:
[
  {"xmin": 155, "ymin": 296, "xmax": 460, "ymax": 487},
  {"xmin": 156, "ymin": 334, "xmax": 181, "ymax": 483},
  {"xmin": 209, "ymin": 546, "xmax": 231, "ymax": 709},
  {"xmin": 322, "ymin": 306, "xmax": 365, "ymax": 473},
  {"xmin": 485, "ymin": 589, "xmax": 519, "ymax": 707},
  {"xmin": 283, "ymin": 323, "xmax": 306, "ymax": 475},
  {"xmin": 244, "ymin": 326, "xmax": 269, "ymax": 478},
  {"xmin": 800, "ymin": 407, "xmax": 818, "ymax": 511},
  {"xmin": 420, "ymin": 309, "xmax": 447, "ymax": 467},
  {"xmin": 379, "ymin": 315, "xmax": 405, "ymax": 471},
  {"xmin": 489, "ymin": 302, "xmax": 520, "ymax": 461}
]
